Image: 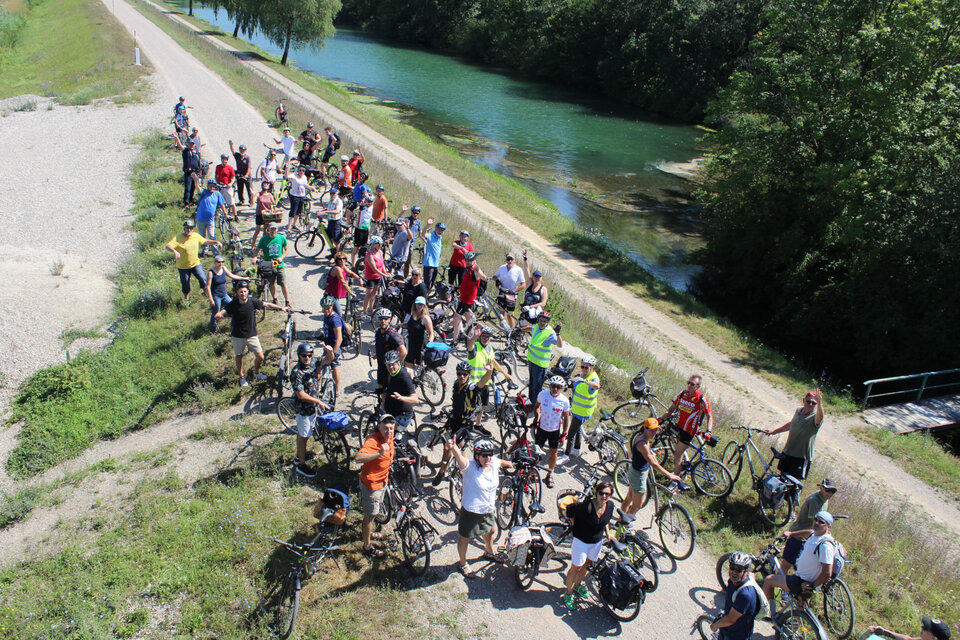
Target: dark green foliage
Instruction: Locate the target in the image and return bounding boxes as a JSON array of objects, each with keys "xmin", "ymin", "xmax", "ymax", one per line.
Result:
[{"xmin": 696, "ymin": 0, "xmax": 960, "ymax": 382}]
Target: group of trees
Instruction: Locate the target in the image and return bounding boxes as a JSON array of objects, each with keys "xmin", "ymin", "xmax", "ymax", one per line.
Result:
[{"xmin": 198, "ymin": 0, "xmax": 340, "ymax": 65}]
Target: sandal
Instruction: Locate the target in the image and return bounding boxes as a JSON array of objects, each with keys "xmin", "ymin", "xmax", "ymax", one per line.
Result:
[
  {"xmin": 544, "ymin": 475, "xmax": 555, "ymax": 489},
  {"xmin": 481, "ymin": 552, "xmax": 500, "ymax": 563},
  {"xmin": 370, "ymin": 532, "xmax": 384, "ymax": 541},
  {"xmin": 362, "ymin": 546, "xmax": 385, "ymax": 559},
  {"xmin": 457, "ymin": 562, "xmax": 476, "ymax": 579}
]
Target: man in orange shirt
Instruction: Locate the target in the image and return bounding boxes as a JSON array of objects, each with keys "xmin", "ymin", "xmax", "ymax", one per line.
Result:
[
  {"xmin": 372, "ymin": 184, "xmax": 388, "ymax": 223},
  {"xmin": 355, "ymin": 414, "xmax": 396, "ymax": 558}
]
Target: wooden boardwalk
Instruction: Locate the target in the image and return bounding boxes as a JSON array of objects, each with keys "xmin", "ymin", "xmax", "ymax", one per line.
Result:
[{"xmin": 862, "ymin": 394, "xmax": 960, "ymax": 434}]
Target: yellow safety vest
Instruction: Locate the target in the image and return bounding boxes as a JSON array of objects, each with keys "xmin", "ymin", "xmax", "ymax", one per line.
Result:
[
  {"xmin": 571, "ymin": 371, "xmax": 600, "ymax": 418},
  {"xmin": 469, "ymin": 343, "xmax": 493, "ymax": 386},
  {"xmin": 528, "ymin": 325, "xmax": 556, "ymax": 368}
]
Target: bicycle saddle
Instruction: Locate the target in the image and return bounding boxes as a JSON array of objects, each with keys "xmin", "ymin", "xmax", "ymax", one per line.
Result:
[
  {"xmin": 529, "ymin": 501, "xmax": 546, "ymax": 515},
  {"xmin": 770, "ymin": 447, "xmax": 784, "ymax": 459},
  {"xmin": 600, "ymin": 409, "xmax": 614, "ymax": 420},
  {"xmin": 616, "ymin": 508, "xmax": 637, "ymax": 525},
  {"xmin": 610, "ymin": 539, "xmax": 627, "ymax": 553},
  {"xmin": 514, "ymin": 454, "xmax": 538, "ymax": 466},
  {"xmin": 781, "ymin": 474, "xmax": 803, "ymax": 491}
]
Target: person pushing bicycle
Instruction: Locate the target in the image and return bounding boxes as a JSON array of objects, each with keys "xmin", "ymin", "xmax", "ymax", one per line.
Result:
[
  {"xmin": 430, "ymin": 360, "xmax": 493, "ymax": 486},
  {"xmin": 290, "ymin": 342, "xmax": 334, "ymax": 478},
  {"xmin": 660, "ymin": 373, "xmax": 713, "ymax": 490}
]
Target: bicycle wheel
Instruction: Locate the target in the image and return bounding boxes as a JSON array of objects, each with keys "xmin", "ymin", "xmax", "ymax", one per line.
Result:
[
  {"xmin": 612, "ymin": 460, "xmax": 631, "ymax": 501},
  {"xmin": 373, "ymin": 487, "xmax": 393, "ymax": 526},
  {"xmin": 294, "ymin": 230, "xmax": 326, "ymax": 259},
  {"xmin": 597, "ymin": 434, "xmax": 628, "ymax": 471},
  {"xmin": 495, "ymin": 476, "xmax": 517, "ymax": 530},
  {"xmin": 715, "ymin": 552, "xmax": 735, "ymax": 589},
  {"xmin": 759, "ymin": 491, "xmax": 794, "ymax": 527},
  {"xmin": 599, "ymin": 577, "xmax": 642, "ymax": 622},
  {"xmin": 505, "ymin": 349, "xmax": 526, "ymax": 385},
  {"xmin": 622, "ymin": 533, "xmax": 660, "ymax": 593},
  {"xmin": 414, "ymin": 422, "xmax": 446, "ymax": 471},
  {"xmin": 274, "ymin": 573, "xmax": 300, "ymax": 639},
  {"xmin": 277, "ymin": 398, "xmax": 298, "ymax": 435},
  {"xmin": 349, "ymin": 316, "xmax": 362, "ymax": 358},
  {"xmin": 652, "ymin": 445, "xmax": 672, "ymax": 469},
  {"xmin": 690, "ymin": 458, "xmax": 734, "ymax": 498},
  {"xmin": 275, "ymin": 105, "xmax": 285, "ymax": 123},
  {"xmin": 611, "ymin": 400, "xmax": 652, "ymax": 429},
  {"xmin": 695, "ymin": 614, "xmax": 718, "ymax": 640},
  {"xmin": 275, "ymin": 368, "xmax": 287, "ymax": 400},
  {"xmin": 400, "ymin": 518, "xmax": 431, "ymax": 577},
  {"xmin": 775, "ymin": 607, "xmax": 821, "ymax": 640},
  {"xmin": 722, "ymin": 441, "xmax": 744, "ymax": 484},
  {"xmin": 821, "ymin": 579, "xmax": 855, "ymax": 639},
  {"xmin": 279, "ymin": 190, "xmax": 290, "ymax": 209},
  {"xmin": 514, "ymin": 549, "xmax": 539, "ymax": 590},
  {"xmin": 325, "ymin": 164, "xmax": 339, "ymax": 184},
  {"xmin": 418, "ymin": 367, "xmax": 446, "ymax": 407},
  {"xmin": 658, "ymin": 502, "xmax": 696, "ymax": 560},
  {"xmin": 319, "ymin": 374, "xmax": 337, "ymax": 411},
  {"xmin": 447, "ymin": 465, "xmax": 463, "ymax": 505},
  {"xmin": 520, "ymin": 467, "xmax": 543, "ymax": 524},
  {"xmin": 322, "ymin": 430, "xmax": 351, "ymax": 472}
]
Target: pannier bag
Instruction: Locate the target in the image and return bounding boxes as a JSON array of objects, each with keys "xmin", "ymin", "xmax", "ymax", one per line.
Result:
[
  {"xmin": 598, "ymin": 559, "xmax": 646, "ymax": 610},
  {"xmin": 630, "ymin": 373, "xmax": 649, "ymax": 399},
  {"xmin": 761, "ymin": 474, "xmax": 787, "ymax": 508},
  {"xmin": 423, "ymin": 342, "xmax": 451, "ymax": 369},
  {"xmin": 433, "ymin": 281, "xmax": 453, "ymax": 301},
  {"xmin": 314, "ymin": 483, "xmax": 351, "ymax": 525},
  {"xmin": 497, "ymin": 289, "xmax": 518, "ymax": 311},
  {"xmin": 317, "ymin": 411, "xmax": 350, "ymax": 431},
  {"xmin": 429, "ymin": 308, "xmax": 446, "ymax": 326},
  {"xmin": 505, "ymin": 526, "xmax": 533, "ymax": 566},
  {"xmin": 550, "ymin": 356, "xmax": 577, "ymax": 380},
  {"xmin": 257, "ymin": 259, "xmax": 276, "ymax": 279}
]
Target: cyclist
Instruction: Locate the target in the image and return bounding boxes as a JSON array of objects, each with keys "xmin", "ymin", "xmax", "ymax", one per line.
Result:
[
  {"xmin": 214, "ymin": 153, "xmax": 237, "ymax": 220},
  {"xmin": 165, "ymin": 219, "xmax": 220, "ymax": 303},
  {"xmin": 761, "ymin": 510, "xmax": 835, "ymax": 606},
  {"xmin": 228, "ymin": 140, "xmax": 252, "ymax": 206},
  {"xmin": 321, "ymin": 295, "xmax": 345, "ymax": 399},
  {"xmin": 362, "ymin": 237, "xmax": 390, "ymax": 317},
  {"xmin": 491, "ymin": 252, "xmax": 526, "ymax": 328},
  {"xmin": 323, "ymin": 186, "xmax": 345, "ymax": 254},
  {"xmin": 421, "ymin": 221, "xmax": 445, "ymax": 292},
  {"xmin": 213, "ymin": 280, "xmax": 290, "ymax": 387},
  {"xmin": 290, "ymin": 342, "xmax": 334, "ymax": 478},
  {"xmin": 534, "ymin": 374, "xmax": 571, "ymax": 488},
  {"xmin": 401, "ymin": 205, "xmax": 424, "ymax": 277},
  {"xmin": 465, "ymin": 324, "xmax": 512, "ymax": 433},
  {"xmin": 563, "ymin": 354, "xmax": 601, "ymax": 461},
  {"xmin": 764, "ymin": 389, "xmax": 825, "ymax": 482},
  {"xmin": 273, "ymin": 126, "xmax": 296, "ymax": 171},
  {"xmin": 349, "ymin": 171, "xmax": 372, "ymax": 216},
  {"xmin": 347, "ymin": 148, "xmax": 364, "ymax": 186},
  {"xmin": 181, "ymin": 139, "xmax": 201, "ymax": 206},
  {"xmin": 449, "ymin": 251, "xmax": 486, "ymax": 343},
  {"xmin": 781, "ymin": 478, "xmax": 837, "ymax": 574},
  {"xmin": 299, "ymin": 122, "xmax": 321, "ymax": 159},
  {"xmin": 660, "ymin": 374, "xmax": 713, "ymax": 490},
  {"xmin": 446, "ymin": 438, "xmax": 512, "ymax": 578},
  {"xmin": 870, "ymin": 617, "xmax": 951, "ymax": 640},
  {"xmin": 401, "ymin": 269, "xmax": 428, "ymax": 322},
  {"xmin": 253, "ymin": 223, "xmax": 292, "ymax": 306},
  {"xmin": 205, "ymin": 255, "xmax": 243, "ymax": 334},
  {"xmin": 355, "ymin": 414, "xmax": 396, "ymax": 558},
  {"xmin": 710, "ymin": 551, "xmax": 763, "ymax": 640},
  {"xmin": 431, "ymin": 360, "xmax": 492, "ymax": 486},
  {"xmin": 258, "ymin": 149, "xmax": 279, "ymax": 195},
  {"xmin": 448, "ymin": 230, "xmax": 473, "ymax": 285},
  {"xmin": 373, "ymin": 308, "xmax": 407, "ymax": 395},
  {"xmin": 390, "ymin": 218, "xmax": 414, "ymax": 276},
  {"xmin": 323, "ymin": 252, "xmax": 361, "ymax": 318},
  {"xmin": 351, "ymin": 192, "xmax": 375, "ymax": 266},
  {"xmin": 525, "ymin": 310, "xmax": 563, "ymax": 398},
  {"xmin": 372, "ymin": 184, "xmax": 388, "ymax": 223},
  {"xmin": 318, "ymin": 126, "xmax": 339, "ymax": 173},
  {"xmin": 251, "ymin": 181, "xmax": 276, "ymax": 249},
  {"xmin": 561, "ymin": 481, "xmax": 616, "ymax": 610},
  {"xmin": 405, "ymin": 296, "xmax": 434, "ymax": 376},
  {"xmin": 336, "ymin": 155, "xmax": 353, "ymax": 197},
  {"xmin": 194, "ymin": 180, "xmax": 227, "ymax": 256},
  {"xmin": 382, "ymin": 350, "xmax": 419, "ymax": 434},
  {"xmin": 622, "ymin": 418, "xmax": 681, "ymax": 516},
  {"xmin": 284, "ymin": 164, "xmax": 315, "ymax": 233},
  {"xmin": 519, "ymin": 249, "xmax": 550, "ymax": 325}
]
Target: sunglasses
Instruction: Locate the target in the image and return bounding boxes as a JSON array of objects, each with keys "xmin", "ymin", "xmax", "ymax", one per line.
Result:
[
  {"xmin": 687, "ymin": 381, "xmax": 700, "ymax": 387},
  {"xmin": 598, "ymin": 492, "xmax": 612, "ymax": 498},
  {"xmin": 814, "ymin": 518, "xmax": 828, "ymax": 525},
  {"xmin": 805, "ymin": 400, "xmax": 818, "ymax": 405},
  {"xmin": 477, "ymin": 453, "xmax": 493, "ymax": 458},
  {"xmin": 729, "ymin": 566, "xmax": 748, "ymax": 573},
  {"xmin": 824, "ymin": 487, "xmax": 837, "ymax": 493},
  {"xmin": 580, "ymin": 364, "xmax": 591, "ymax": 368}
]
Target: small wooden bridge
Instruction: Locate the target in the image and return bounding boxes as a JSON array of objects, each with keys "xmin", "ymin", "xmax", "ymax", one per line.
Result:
[{"xmin": 860, "ymin": 369, "xmax": 960, "ymax": 434}]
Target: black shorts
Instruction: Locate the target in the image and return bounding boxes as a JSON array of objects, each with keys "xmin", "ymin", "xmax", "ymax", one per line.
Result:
[
  {"xmin": 376, "ymin": 364, "xmax": 388, "ymax": 389},
  {"xmin": 322, "ymin": 148, "xmax": 335, "ymax": 163},
  {"xmin": 456, "ymin": 301, "xmax": 475, "ymax": 316},
  {"xmin": 365, "ymin": 278, "xmax": 380, "ymax": 289},
  {"xmin": 534, "ymin": 426, "xmax": 561, "ymax": 450},
  {"xmin": 476, "ymin": 385, "xmax": 489, "ymax": 409},
  {"xmin": 675, "ymin": 428, "xmax": 694, "ymax": 445},
  {"xmin": 405, "ymin": 349, "xmax": 423, "ymax": 366},
  {"xmin": 785, "ymin": 574, "xmax": 812, "ymax": 597},
  {"xmin": 778, "ymin": 454, "xmax": 809, "ymax": 480},
  {"xmin": 255, "ymin": 211, "xmax": 265, "ymax": 226},
  {"xmin": 354, "ymin": 227, "xmax": 369, "ymax": 247}
]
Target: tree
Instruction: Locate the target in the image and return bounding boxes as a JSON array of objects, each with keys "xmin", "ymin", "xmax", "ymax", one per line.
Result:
[
  {"xmin": 697, "ymin": 0, "xmax": 960, "ymax": 382},
  {"xmin": 258, "ymin": 0, "xmax": 340, "ymax": 65}
]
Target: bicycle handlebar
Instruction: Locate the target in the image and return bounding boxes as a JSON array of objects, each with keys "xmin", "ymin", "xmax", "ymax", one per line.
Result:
[{"xmin": 730, "ymin": 424, "xmax": 768, "ymax": 434}]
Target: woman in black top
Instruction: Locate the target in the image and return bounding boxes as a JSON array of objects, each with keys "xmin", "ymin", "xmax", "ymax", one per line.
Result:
[
  {"xmin": 562, "ymin": 481, "xmax": 615, "ymax": 610},
  {"xmin": 401, "ymin": 269, "xmax": 429, "ymax": 320},
  {"xmin": 405, "ymin": 296, "xmax": 435, "ymax": 374}
]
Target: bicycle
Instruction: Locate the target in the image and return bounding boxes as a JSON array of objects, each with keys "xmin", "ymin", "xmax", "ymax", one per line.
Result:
[
  {"xmin": 610, "ymin": 470, "xmax": 697, "ymax": 560},
  {"xmin": 274, "ymin": 309, "xmax": 311, "ymax": 399},
  {"xmin": 651, "ymin": 429, "xmax": 733, "ymax": 498},
  {"xmin": 721, "ymin": 424, "xmax": 769, "ymax": 484},
  {"xmin": 693, "ymin": 614, "xmax": 719, "ymax": 640},
  {"xmin": 610, "ymin": 367, "xmax": 670, "ymax": 429},
  {"xmin": 274, "ymin": 97, "xmax": 288, "ymax": 126},
  {"xmin": 721, "ymin": 425, "xmax": 803, "ymax": 525},
  {"xmin": 343, "ymin": 295, "xmax": 363, "ymax": 359},
  {"xmin": 586, "ymin": 537, "xmax": 650, "ymax": 621},
  {"xmin": 225, "ymin": 225, "xmax": 245, "ymax": 273},
  {"xmin": 410, "ymin": 362, "xmax": 446, "ymax": 407},
  {"xmin": 494, "ymin": 453, "xmax": 544, "ymax": 531},
  {"xmin": 294, "ymin": 213, "xmax": 353, "ymax": 261},
  {"xmin": 277, "ymin": 362, "xmax": 338, "ymax": 432},
  {"xmin": 567, "ymin": 408, "xmax": 630, "ymax": 472}
]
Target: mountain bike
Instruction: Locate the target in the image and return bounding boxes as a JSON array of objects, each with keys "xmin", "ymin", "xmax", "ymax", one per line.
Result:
[
  {"xmin": 274, "ymin": 97, "xmax": 288, "ymax": 126},
  {"xmin": 610, "ymin": 367, "xmax": 670, "ymax": 428},
  {"xmin": 722, "ymin": 425, "xmax": 803, "ymax": 524},
  {"xmin": 611, "ymin": 469, "xmax": 696, "ymax": 560},
  {"xmin": 722, "ymin": 424, "xmax": 770, "ymax": 484},
  {"xmin": 567, "ymin": 408, "xmax": 630, "ymax": 472},
  {"xmin": 410, "ymin": 362, "xmax": 445, "ymax": 407},
  {"xmin": 274, "ymin": 309, "xmax": 311, "ymax": 399},
  {"xmin": 272, "ymin": 520, "xmax": 341, "ymax": 639},
  {"xmin": 494, "ymin": 454, "xmax": 544, "ymax": 531},
  {"xmin": 294, "ymin": 214, "xmax": 353, "ymax": 260},
  {"xmin": 651, "ymin": 430, "xmax": 733, "ymax": 498},
  {"xmin": 277, "ymin": 363, "xmax": 338, "ymax": 434}
]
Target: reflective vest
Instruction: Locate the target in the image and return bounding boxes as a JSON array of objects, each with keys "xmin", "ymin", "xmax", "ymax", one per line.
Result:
[
  {"xmin": 571, "ymin": 371, "xmax": 600, "ymax": 418},
  {"xmin": 469, "ymin": 342, "xmax": 493, "ymax": 386},
  {"xmin": 528, "ymin": 325, "xmax": 556, "ymax": 368}
]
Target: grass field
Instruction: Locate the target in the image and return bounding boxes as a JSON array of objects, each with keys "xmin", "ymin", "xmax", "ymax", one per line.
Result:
[
  {"xmin": 853, "ymin": 426, "xmax": 960, "ymax": 503},
  {"xmin": 0, "ymin": 0, "xmax": 146, "ymax": 104}
]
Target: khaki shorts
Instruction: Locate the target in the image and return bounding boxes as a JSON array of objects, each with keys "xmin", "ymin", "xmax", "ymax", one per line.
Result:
[
  {"xmin": 221, "ymin": 185, "xmax": 235, "ymax": 207},
  {"xmin": 361, "ymin": 484, "xmax": 386, "ymax": 517},
  {"xmin": 232, "ymin": 335, "xmax": 263, "ymax": 356}
]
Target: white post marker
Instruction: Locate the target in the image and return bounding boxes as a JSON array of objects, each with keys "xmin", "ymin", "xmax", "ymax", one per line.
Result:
[{"xmin": 134, "ymin": 30, "xmax": 141, "ymax": 66}]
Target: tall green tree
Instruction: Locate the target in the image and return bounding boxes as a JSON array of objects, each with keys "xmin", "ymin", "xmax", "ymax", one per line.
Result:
[
  {"xmin": 259, "ymin": 0, "xmax": 340, "ymax": 65},
  {"xmin": 697, "ymin": 0, "xmax": 960, "ymax": 381}
]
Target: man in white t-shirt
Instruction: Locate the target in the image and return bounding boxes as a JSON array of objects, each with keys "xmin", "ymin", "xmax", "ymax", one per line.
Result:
[
  {"xmin": 492, "ymin": 253, "xmax": 527, "ymax": 328},
  {"xmin": 273, "ymin": 127, "xmax": 297, "ymax": 171},
  {"xmin": 259, "ymin": 150, "xmax": 279, "ymax": 194},
  {"xmin": 763, "ymin": 510, "xmax": 835, "ymax": 605},
  {"xmin": 534, "ymin": 375, "xmax": 571, "ymax": 489}
]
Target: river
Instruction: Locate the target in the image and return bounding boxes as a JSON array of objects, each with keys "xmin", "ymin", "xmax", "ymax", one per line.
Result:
[{"xmin": 178, "ymin": 4, "xmax": 704, "ymax": 290}]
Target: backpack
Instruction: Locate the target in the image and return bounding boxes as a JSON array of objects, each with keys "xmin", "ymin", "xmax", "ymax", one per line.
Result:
[
  {"xmin": 332, "ymin": 132, "xmax": 341, "ymax": 150},
  {"xmin": 814, "ymin": 534, "xmax": 848, "ymax": 579},
  {"xmin": 732, "ymin": 574, "xmax": 770, "ymax": 620},
  {"xmin": 598, "ymin": 559, "xmax": 646, "ymax": 610},
  {"xmin": 318, "ymin": 265, "xmax": 335, "ymax": 290}
]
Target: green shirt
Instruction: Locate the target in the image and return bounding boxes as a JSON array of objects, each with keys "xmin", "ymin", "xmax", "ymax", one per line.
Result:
[
  {"xmin": 782, "ymin": 408, "xmax": 822, "ymax": 460},
  {"xmin": 790, "ymin": 491, "xmax": 829, "ymax": 533},
  {"xmin": 257, "ymin": 233, "xmax": 288, "ymax": 268}
]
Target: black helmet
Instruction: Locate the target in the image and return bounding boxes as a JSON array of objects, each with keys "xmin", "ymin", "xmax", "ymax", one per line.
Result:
[
  {"xmin": 463, "ymin": 251, "xmax": 476, "ymax": 261},
  {"xmin": 297, "ymin": 343, "xmax": 314, "ymax": 356},
  {"xmin": 384, "ymin": 350, "xmax": 402, "ymax": 365},
  {"xmin": 456, "ymin": 361, "xmax": 471, "ymax": 374}
]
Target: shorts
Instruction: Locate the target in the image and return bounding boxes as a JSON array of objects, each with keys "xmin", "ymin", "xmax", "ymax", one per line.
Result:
[
  {"xmin": 782, "ymin": 535, "xmax": 805, "ymax": 566},
  {"xmin": 264, "ymin": 267, "xmax": 286, "ymax": 287},
  {"xmin": 322, "ymin": 148, "xmax": 335, "ymax": 163},
  {"xmin": 326, "ymin": 348, "xmax": 342, "ymax": 367},
  {"xmin": 221, "ymin": 186, "xmax": 235, "ymax": 206},
  {"xmin": 476, "ymin": 385, "xmax": 490, "ymax": 410},
  {"xmin": 785, "ymin": 574, "xmax": 814, "ymax": 597},
  {"xmin": 354, "ymin": 227, "xmax": 369, "ymax": 248},
  {"xmin": 405, "ymin": 349, "xmax": 423, "ymax": 366},
  {"xmin": 255, "ymin": 211, "xmax": 265, "ymax": 226},
  {"xmin": 361, "ymin": 484, "xmax": 386, "ymax": 517},
  {"xmin": 376, "ymin": 365, "xmax": 389, "ymax": 390},
  {"xmin": 777, "ymin": 454, "xmax": 809, "ymax": 480},
  {"xmin": 295, "ymin": 412, "xmax": 316, "ymax": 438},
  {"xmin": 676, "ymin": 429, "xmax": 695, "ymax": 445},
  {"xmin": 232, "ymin": 335, "xmax": 263, "ymax": 356},
  {"xmin": 458, "ymin": 508, "xmax": 495, "ymax": 539},
  {"xmin": 534, "ymin": 426, "xmax": 561, "ymax": 450},
  {"xmin": 365, "ymin": 278, "xmax": 380, "ymax": 290},
  {"xmin": 456, "ymin": 301, "xmax": 475, "ymax": 316},
  {"xmin": 628, "ymin": 466, "xmax": 650, "ymax": 493},
  {"xmin": 571, "ymin": 537, "xmax": 604, "ymax": 567}
]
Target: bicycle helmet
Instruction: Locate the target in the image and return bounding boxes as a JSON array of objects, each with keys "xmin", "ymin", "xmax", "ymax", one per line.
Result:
[
  {"xmin": 307, "ymin": 122, "xmax": 315, "ymax": 128},
  {"xmin": 321, "ymin": 295, "xmax": 335, "ymax": 307},
  {"xmin": 364, "ymin": 192, "xmax": 375, "ymax": 201},
  {"xmin": 642, "ymin": 417, "xmax": 661, "ymax": 431},
  {"xmin": 456, "ymin": 361, "xmax": 471, "ymax": 374},
  {"xmin": 479, "ymin": 325, "xmax": 494, "ymax": 336},
  {"xmin": 375, "ymin": 308, "xmax": 393, "ymax": 320},
  {"xmin": 340, "ymin": 155, "xmax": 349, "ymax": 162},
  {"xmin": 297, "ymin": 343, "xmax": 314, "ymax": 356},
  {"xmin": 538, "ymin": 310, "xmax": 551, "ymax": 320},
  {"xmin": 368, "ymin": 235, "xmax": 382, "ymax": 246},
  {"xmin": 473, "ymin": 439, "xmax": 498, "ymax": 455},
  {"xmin": 728, "ymin": 552, "xmax": 753, "ymax": 569},
  {"xmin": 581, "ymin": 354, "xmax": 597, "ymax": 366},
  {"xmin": 411, "ymin": 205, "xmax": 422, "ymax": 214},
  {"xmin": 463, "ymin": 251, "xmax": 476, "ymax": 261},
  {"xmin": 235, "ymin": 280, "xmax": 250, "ymax": 290},
  {"xmin": 548, "ymin": 375, "xmax": 566, "ymax": 388},
  {"xmin": 384, "ymin": 350, "xmax": 402, "ymax": 365}
]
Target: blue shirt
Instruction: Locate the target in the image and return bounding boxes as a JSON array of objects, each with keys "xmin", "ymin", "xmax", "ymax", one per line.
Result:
[
  {"xmin": 423, "ymin": 231, "xmax": 443, "ymax": 267},
  {"xmin": 323, "ymin": 312, "xmax": 345, "ymax": 350},
  {"xmin": 720, "ymin": 579, "xmax": 759, "ymax": 640},
  {"xmin": 353, "ymin": 183, "xmax": 371, "ymax": 204},
  {"xmin": 195, "ymin": 189, "xmax": 225, "ymax": 223}
]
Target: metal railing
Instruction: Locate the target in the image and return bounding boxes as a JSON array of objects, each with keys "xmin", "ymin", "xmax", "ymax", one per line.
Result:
[{"xmin": 861, "ymin": 368, "xmax": 960, "ymax": 409}]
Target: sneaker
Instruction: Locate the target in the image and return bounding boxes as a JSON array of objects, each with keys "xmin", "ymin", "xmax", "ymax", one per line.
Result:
[
  {"xmin": 574, "ymin": 585, "xmax": 589, "ymax": 599},
  {"xmin": 475, "ymin": 425, "xmax": 492, "ymax": 437},
  {"xmin": 253, "ymin": 372, "xmax": 269, "ymax": 381},
  {"xmin": 431, "ymin": 473, "xmax": 444, "ymax": 487},
  {"xmin": 238, "ymin": 377, "xmax": 249, "ymax": 387},
  {"xmin": 295, "ymin": 462, "xmax": 316, "ymax": 478},
  {"xmin": 563, "ymin": 593, "xmax": 576, "ymax": 611},
  {"xmin": 677, "ymin": 480, "xmax": 691, "ymax": 491},
  {"xmin": 556, "ymin": 454, "xmax": 570, "ymax": 466},
  {"xmin": 569, "ymin": 448, "xmax": 581, "ymax": 457}
]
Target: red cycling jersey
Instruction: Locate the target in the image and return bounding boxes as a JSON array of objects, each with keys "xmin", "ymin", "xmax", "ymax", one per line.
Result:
[
  {"xmin": 672, "ymin": 390, "xmax": 711, "ymax": 435},
  {"xmin": 460, "ymin": 268, "xmax": 481, "ymax": 305}
]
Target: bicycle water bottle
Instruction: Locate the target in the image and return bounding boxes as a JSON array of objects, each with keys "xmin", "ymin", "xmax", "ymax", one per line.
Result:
[{"xmin": 494, "ymin": 386, "xmax": 502, "ymax": 408}]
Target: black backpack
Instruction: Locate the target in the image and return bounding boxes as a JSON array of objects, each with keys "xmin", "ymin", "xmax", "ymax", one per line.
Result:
[
  {"xmin": 598, "ymin": 560, "xmax": 646, "ymax": 610},
  {"xmin": 332, "ymin": 132, "xmax": 341, "ymax": 150}
]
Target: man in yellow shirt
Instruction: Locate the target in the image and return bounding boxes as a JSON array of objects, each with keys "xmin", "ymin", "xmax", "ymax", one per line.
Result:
[{"xmin": 166, "ymin": 219, "xmax": 221, "ymax": 303}]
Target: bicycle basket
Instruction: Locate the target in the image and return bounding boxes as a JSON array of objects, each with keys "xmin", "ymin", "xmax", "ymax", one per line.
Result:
[
  {"xmin": 760, "ymin": 474, "xmax": 787, "ymax": 508},
  {"xmin": 598, "ymin": 559, "xmax": 646, "ymax": 610},
  {"xmin": 505, "ymin": 526, "xmax": 533, "ymax": 566},
  {"xmin": 497, "ymin": 289, "xmax": 517, "ymax": 311},
  {"xmin": 317, "ymin": 411, "xmax": 350, "ymax": 431},
  {"xmin": 556, "ymin": 491, "xmax": 579, "ymax": 521},
  {"xmin": 630, "ymin": 374, "xmax": 649, "ymax": 399},
  {"xmin": 424, "ymin": 342, "xmax": 451, "ymax": 369}
]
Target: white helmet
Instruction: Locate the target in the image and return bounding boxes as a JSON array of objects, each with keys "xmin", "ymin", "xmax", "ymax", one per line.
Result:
[
  {"xmin": 340, "ymin": 155, "xmax": 349, "ymax": 162},
  {"xmin": 548, "ymin": 375, "xmax": 566, "ymax": 388},
  {"xmin": 581, "ymin": 354, "xmax": 597, "ymax": 367}
]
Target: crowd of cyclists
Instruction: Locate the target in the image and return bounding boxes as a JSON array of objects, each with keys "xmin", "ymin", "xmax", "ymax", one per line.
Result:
[{"xmin": 165, "ymin": 101, "xmax": 950, "ymax": 640}]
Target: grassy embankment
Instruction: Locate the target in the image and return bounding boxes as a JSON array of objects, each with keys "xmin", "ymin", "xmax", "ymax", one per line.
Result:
[
  {"xmin": 89, "ymin": 2, "xmax": 960, "ymax": 632},
  {"xmin": 0, "ymin": 0, "xmax": 148, "ymax": 104}
]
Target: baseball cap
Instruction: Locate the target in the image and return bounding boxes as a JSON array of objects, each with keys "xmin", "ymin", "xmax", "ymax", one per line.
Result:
[
  {"xmin": 414, "ymin": 296, "xmax": 427, "ymax": 305},
  {"xmin": 183, "ymin": 219, "xmax": 195, "ymax": 228},
  {"xmin": 220, "ymin": 153, "xmax": 228, "ymax": 159},
  {"xmin": 207, "ymin": 179, "xmax": 217, "ymax": 185},
  {"xmin": 814, "ymin": 510, "xmax": 833, "ymax": 525},
  {"xmin": 376, "ymin": 184, "xmax": 384, "ymax": 190},
  {"xmin": 267, "ymin": 223, "xmax": 279, "ymax": 230},
  {"xmin": 923, "ymin": 617, "xmax": 951, "ymax": 640},
  {"xmin": 239, "ymin": 144, "xmax": 247, "ymax": 150},
  {"xmin": 505, "ymin": 252, "xmax": 515, "ymax": 260},
  {"xmin": 820, "ymin": 478, "xmax": 837, "ymax": 490},
  {"xmin": 283, "ymin": 127, "xmax": 290, "ymax": 131},
  {"xmin": 437, "ymin": 222, "xmax": 446, "ymax": 229},
  {"xmin": 532, "ymin": 269, "xmax": 543, "ymax": 277}
]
